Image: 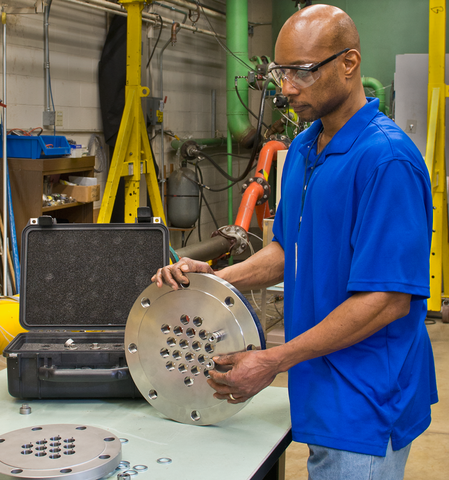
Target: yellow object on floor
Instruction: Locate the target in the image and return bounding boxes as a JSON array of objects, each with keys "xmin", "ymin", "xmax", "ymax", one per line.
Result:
[{"xmin": 0, "ymin": 296, "xmax": 26, "ymax": 355}]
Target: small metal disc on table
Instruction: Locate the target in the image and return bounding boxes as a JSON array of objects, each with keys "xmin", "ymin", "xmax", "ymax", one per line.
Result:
[
  {"xmin": 125, "ymin": 273, "xmax": 265, "ymax": 425},
  {"xmin": 0, "ymin": 424, "xmax": 121, "ymax": 480}
]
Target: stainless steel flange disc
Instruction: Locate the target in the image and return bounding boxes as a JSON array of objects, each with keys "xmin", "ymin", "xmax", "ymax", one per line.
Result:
[
  {"xmin": 0, "ymin": 424, "xmax": 121, "ymax": 480},
  {"xmin": 125, "ymin": 273, "xmax": 265, "ymax": 425}
]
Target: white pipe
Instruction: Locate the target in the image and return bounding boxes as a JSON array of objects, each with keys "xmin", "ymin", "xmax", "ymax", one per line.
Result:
[
  {"xmin": 159, "ymin": 0, "xmax": 225, "ymax": 20},
  {"xmin": 59, "ymin": 0, "xmax": 225, "ymax": 38},
  {"xmin": 2, "ymin": 14, "xmax": 7, "ymax": 296}
]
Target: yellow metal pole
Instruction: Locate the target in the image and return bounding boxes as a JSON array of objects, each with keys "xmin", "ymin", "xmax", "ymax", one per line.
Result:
[
  {"xmin": 427, "ymin": 0, "xmax": 448, "ymax": 312},
  {"xmin": 97, "ymin": 0, "xmax": 166, "ymax": 224}
]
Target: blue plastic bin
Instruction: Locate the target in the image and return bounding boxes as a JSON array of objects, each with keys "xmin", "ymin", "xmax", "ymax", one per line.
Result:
[{"xmin": 0, "ymin": 135, "xmax": 71, "ymax": 159}]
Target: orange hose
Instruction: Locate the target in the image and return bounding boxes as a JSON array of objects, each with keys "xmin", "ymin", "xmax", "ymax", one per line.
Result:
[{"xmin": 235, "ymin": 140, "xmax": 287, "ymax": 231}]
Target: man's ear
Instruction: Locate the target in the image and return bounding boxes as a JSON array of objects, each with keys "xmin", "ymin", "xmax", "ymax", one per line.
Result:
[{"xmin": 343, "ymin": 49, "xmax": 361, "ymax": 78}]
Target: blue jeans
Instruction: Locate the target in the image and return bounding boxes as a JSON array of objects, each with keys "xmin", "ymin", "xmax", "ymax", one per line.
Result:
[{"xmin": 307, "ymin": 439, "xmax": 412, "ymax": 480}]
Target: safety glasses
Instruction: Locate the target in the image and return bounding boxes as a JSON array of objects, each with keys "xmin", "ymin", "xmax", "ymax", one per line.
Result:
[{"xmin": 268, "ymin": 48, "xmax": 350, "ymax": 89}]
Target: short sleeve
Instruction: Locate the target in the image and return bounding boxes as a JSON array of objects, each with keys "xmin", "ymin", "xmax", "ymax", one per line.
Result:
[{"xmin": 348, "ymin": 159, "xmax": 432, "ymax": 299}]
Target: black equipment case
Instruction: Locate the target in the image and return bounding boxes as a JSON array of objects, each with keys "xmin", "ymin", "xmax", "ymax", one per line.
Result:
[{"xmin": 3, "ymin": 211, "xmax": 169, "ymax": 399}]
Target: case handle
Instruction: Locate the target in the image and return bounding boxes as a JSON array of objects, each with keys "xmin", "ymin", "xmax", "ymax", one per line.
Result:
[{"xmin": 38, "ymin": 366, "xmax": 130, "ymax": 383}]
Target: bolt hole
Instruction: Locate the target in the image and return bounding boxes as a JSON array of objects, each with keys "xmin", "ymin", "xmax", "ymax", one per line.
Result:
[
  {"xmin": 64, "ymin": 450, "xmax": 75, "ymax": 455},
  {"xmin": 185, "ymin": 352, "xmax": 195, "ymax": 362},
  {"xmin": 167, "ymin": 337, "xmax": 176, "ymax": 347},
  {"xmin": 31, "ymin": 427, "xmax": 42, "ymax": 431},
  {"xmin": 179, "ymin": 339, "xmax": 189, "ymax": 349},
  {"xmin": 148, "ymin": 390, "xmax": 158, "ymax": 400},
  {"xmin": 104, "ymin": 437, "xmax": 115, "ymax": 442},
  {"xmin": 173, "ymin": 326, "xmax": 183, "ymax": 336},
  {"xmin": 21, "ymin": 443, "xmax": 33, "ymax": 449},
  {"xmin": 160, "ymin": 348, "xmax": 169, "ymax": 358},
  {"xmin": 184, "ymin": 376, "xmax": 194, "ymax": 387},
  {"xmin": 205, "ymin": 343, "xmax": 214, "ymax": 354},
  {"xmin": 193, "ymin": 316, "xmax": 203, "ymax": 327},
  {"xmin": 11, "ymin": 470, "xmax": 23, "ymax": 474},
  {"xmin": 50, "ymin": 454, "xmax": 61, "ymax": 459},
  {"xmin": 141, "ymin": 297, "xmax": 151, "ymax": 308},
  {"xmin": 192, "ymin": 341, "xmax": 202, "ymax": 351},
  {"xmin": 49, "ymin": 448, "xmax": 61, "ymax": 453},
  {"xmin": 178, "ymin": 363, "xmax": 187, "ymax": 374},
  {"xmin": 204, "ymin": 370, "xmax": 211, "ymax": 379},
  {"xmin": 191, "ymin": 366, "xmax": 200, "ymax": 376},
  {"xmin": 50, "ymin": 442, "xmax": 61, "ymax": 447},
  {"xmin": 21, "ymin": 450, "xmax": 32, "ymax": 455},
  {"xmin": 166, "ymin": 361, "xmax": 175, "ymax": 371},
  {"xmin": 99, "ymin": 455, "xmax": 110, "ymax": 460},
  {"xmin": 128, "ymin": 343, "xmax": 138, "ymax": 354},
  {"xmin": 180, "ymin": 314, "xmax": 190, "ymax": 325},
  {"xmin": 64, "ymin": 444, "xmax": 75, "ymax": 449},
  {"xmin": 60, "ymin": 469, "xmax": 72, "ymax": 474},
  {"xmin": 50, "ymin": 436, "xmax": 61, "ymax": 441},
  {"xmin": 161, "ymin": 324, "xmax": 170, "ymax": 334},
  {"xmin": 35, "ymin": 452, "xmax": 47, "ymax": 457},
  {"xmin": 191, "ymin": 410, "xmax": 201, "ymax": 421},
  {"xmin": 199, "ymin": 329, "xmax": 208, "ymax": 340},
  {"xmin": 186, "ymin": 328, "xmax": 195, "ymax": 338},
  {"xmin": 64, "ymin": 438, "xmax": 75, "ymax": 443},
  {"xmin": 225, "ymin": 296, "xmax": 235, "ymax": 307},
  {"xmin": 198, "ymin": 354, "xmax": 205, "ymax": 364},
  {"xmin": 172, "ymin": 350, "xmax": 182, "ymax": 360},
  {"xmin": 247, "ymin": 344, "xmax": 257, "ymax": 351},
  {"xmin": 36, "ymin": 440, "xmax": 48, "ymax": 445}
]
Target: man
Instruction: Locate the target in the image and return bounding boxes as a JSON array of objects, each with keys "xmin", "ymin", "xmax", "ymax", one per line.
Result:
[{"xmin": 152, "ymin": 5, "xmax": 438, "ymax": 479}]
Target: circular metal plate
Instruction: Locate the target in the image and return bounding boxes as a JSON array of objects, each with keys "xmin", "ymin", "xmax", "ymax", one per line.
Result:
[
  {"xmin": 0, "ymin": 424, "xmax": 121, "ymax": 480},
  {"xmin": 125, "ymin": 273, "xmax": 265, "ymax": 425}
]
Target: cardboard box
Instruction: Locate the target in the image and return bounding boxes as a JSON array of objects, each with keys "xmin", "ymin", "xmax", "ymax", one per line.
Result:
[{"xmin": 53, "ymin": 183, "xmax": 100, "ymax": 203}]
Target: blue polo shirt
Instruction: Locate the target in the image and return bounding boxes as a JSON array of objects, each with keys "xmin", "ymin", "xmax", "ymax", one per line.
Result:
[{"xmin": 272, "ymin": 98, "xmax": 438, "ymax": 456}]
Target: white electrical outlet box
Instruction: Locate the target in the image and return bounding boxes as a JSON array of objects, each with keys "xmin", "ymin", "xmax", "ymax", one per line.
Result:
[{"xmin": 56, "ymin": 111, "xmax": 63, "ymax": 127}]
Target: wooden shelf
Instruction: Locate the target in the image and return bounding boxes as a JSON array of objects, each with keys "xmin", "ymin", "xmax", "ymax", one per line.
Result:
[
  {"xmin": 1, "ymin": 156, "xmax": 96, "ymax": 255},
  {"xmin": 42, "ymin": 202, "xmax": 87, "ymax": 213}
]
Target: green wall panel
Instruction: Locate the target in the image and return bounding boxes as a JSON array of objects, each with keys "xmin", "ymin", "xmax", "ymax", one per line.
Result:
[{"xmin": 272, "ymin": 1, "xmax": 438, "ymax": 92}]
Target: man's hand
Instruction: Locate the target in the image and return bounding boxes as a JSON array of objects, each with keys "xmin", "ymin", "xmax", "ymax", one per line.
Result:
[
  {"xmin": 151, "ymin": 258, "xmax": 215, "ymax": 289},
  {"xmin": 207, "ymin": 349, "xmax": 279, "ymax": 404}
]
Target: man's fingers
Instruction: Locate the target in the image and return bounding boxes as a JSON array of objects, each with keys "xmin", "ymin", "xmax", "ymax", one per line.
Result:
[
  {"xmin": 208, "ymin": 370, "xmax": 231, "ymax": 387},
  {"xmin": 152, "ymin": 258, "xmax": 216, "ymax": 289}
]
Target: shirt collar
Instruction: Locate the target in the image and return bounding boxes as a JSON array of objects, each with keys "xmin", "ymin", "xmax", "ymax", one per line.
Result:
[{"xmin": 297, "ymin": 97, "xmax": 380, "ymax": 159}]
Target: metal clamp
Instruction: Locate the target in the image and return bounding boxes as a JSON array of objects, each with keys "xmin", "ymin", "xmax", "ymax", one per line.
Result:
[{"xmin": 212, "ymin": 225, "xmax": 249, "ymax": 256}]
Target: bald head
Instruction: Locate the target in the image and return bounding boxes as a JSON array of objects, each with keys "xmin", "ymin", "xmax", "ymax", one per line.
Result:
[{"xmin": 276, "ymin": 5, "xmax": 360, "ymax": 63}]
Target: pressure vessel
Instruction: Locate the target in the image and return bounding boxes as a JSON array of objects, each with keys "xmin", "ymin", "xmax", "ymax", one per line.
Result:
[{"xmin": 167, "ymin": 167, "xmax": 200, "ymax": 228}]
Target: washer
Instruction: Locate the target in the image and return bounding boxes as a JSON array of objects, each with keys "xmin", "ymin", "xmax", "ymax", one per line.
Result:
[{"xmin": 125, "ymin": 273, "xmax": 265, "ymax": 425}]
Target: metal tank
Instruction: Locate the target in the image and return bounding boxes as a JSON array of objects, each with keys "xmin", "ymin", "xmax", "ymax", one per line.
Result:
[{"xmin": 167, "ymin": 166, "xmax": 200, "ymax": 228}]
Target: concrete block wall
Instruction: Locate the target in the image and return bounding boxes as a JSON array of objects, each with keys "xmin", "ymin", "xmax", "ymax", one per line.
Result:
[{"xmin": 3, "ymin": 0, "xmax": 273, "ymax": 251}]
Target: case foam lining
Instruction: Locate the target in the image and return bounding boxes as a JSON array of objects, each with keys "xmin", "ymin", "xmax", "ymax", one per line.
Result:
[{"xmin": 22, "ymin": 228, "xmax": 166, "ymax": 328}]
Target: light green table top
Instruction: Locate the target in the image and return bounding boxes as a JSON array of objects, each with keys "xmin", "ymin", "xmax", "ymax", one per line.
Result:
[{"xmin": 0, "ymin": 370, "xmax": 291, "ymax": 479}]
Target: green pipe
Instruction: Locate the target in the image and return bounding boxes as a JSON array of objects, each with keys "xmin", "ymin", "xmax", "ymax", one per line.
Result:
[
  {"xmin": 362, "ymin": 76, "xmax": 386, "ymax": 114},
  {"xmin": 226, "ymin": 0, "xmax": 256, "ymax": 149},
  {"xmin": 171, "ymin": 137, "xmax": 227, "ymax": 150}
]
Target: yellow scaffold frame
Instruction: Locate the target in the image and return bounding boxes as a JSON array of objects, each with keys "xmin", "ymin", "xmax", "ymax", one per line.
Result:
[
  {"xmin": 97, "ymin": 0, "xmax": 166, "ymax": 224},
  {"xmin": 426, "ymin": 0, "xmax": 449, "ymax": 317}
]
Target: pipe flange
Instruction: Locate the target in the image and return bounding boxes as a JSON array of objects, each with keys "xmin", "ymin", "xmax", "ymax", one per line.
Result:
[
  {"xmin": 213, "ymin": 225, "xmax": 249, "ymax": 256},
  {"xmin": 241, "ymin": 177, "xmax": 271, "ymax": 206},
  {"xmin": 263, "ymin": 134, "xmax": 291, "ymax": 148},
  {"xmin": 180, "ymin": 140, "xmax": 200, "ymax": 160}
]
